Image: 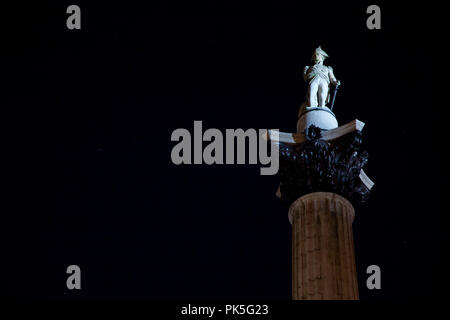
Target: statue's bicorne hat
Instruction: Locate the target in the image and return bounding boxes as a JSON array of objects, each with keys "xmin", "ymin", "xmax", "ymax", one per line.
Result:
[{"xmin": 313, "ymin": 46, "xmax": 329, "ymax": 58}]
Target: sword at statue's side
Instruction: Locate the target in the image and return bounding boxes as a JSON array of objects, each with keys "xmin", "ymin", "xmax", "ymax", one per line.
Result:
[{"xmin": 330, "ymin": 82, "xmax": 340, "ymax": 111}]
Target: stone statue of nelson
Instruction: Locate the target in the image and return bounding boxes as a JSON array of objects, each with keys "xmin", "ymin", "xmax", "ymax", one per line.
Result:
[{"xmin": 300, "ymin": 46, "xmax": 340, "ymax": 113}]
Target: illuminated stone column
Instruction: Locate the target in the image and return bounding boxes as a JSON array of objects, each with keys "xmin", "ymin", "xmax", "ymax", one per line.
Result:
[
  {"xmin": 289, "ymin": 192, "xmax": 358, "ymax": 300},
  {"xmin": 273, "ymin": 119, "xmax": 374, "ymax": 300}
]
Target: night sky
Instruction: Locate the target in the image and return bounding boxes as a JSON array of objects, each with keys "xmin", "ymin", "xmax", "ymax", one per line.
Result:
[{"xmin": 2, "ymin": 1, "xmax": 445, "ymax": 301}]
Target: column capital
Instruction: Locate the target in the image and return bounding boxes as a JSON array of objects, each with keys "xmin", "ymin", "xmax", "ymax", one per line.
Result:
[{"xmin": 278, "ymin": 127, "xmax": 372, "ymax": 207}]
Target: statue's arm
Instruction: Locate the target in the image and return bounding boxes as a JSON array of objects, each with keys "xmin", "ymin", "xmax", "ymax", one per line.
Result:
[
  {"xmin": 328, "ymin": 66, "xmax": 340, "ymax": 86},
  {"xmin": 303, "ymin": 66, "xmax": 310, "ymax": 82}
]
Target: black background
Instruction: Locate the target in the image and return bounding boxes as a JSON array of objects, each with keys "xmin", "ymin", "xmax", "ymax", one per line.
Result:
[{"xmin": 2, "ymin": 1, "xmax": 446, "ymax": 301}]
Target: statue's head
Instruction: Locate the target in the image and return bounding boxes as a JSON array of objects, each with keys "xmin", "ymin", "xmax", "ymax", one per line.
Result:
[{"xmin": 312, "ymin": 46, "xmax": 329, "ymax": 64}]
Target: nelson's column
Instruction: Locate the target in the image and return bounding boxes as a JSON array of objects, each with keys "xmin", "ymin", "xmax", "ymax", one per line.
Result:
[{"xmin": 267, "ymin": 46, "xmax": 374, "ymax": 300}]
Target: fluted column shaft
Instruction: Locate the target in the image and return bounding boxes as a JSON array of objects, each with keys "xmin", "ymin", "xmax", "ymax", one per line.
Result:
[{"xmin": 289, "ymin": 192, "xmax": 358, "ymax": 300}]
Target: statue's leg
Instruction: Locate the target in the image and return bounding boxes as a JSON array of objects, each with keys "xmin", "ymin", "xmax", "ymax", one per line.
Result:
[
  {"xmin": 308, "ymin": 78, "xmax": 319, "ymax": 108},
  {"xmin": 318, "ymin": 80, "xmax": 328, "ymax": 107}
]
